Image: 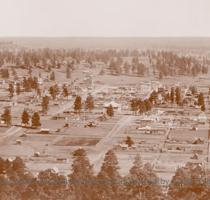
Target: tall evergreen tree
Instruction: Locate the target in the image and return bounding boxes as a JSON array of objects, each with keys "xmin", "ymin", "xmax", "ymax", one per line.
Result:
[
  {"xmin": 74, "ymin": 96, "xmax": 82, "ymax": 113},
  {"xmin": 125, "ymin": 154, "xmax": 163, "ymax": 200},
  {"xmin": 32, "ymin": 169, "xmax": 67, "ymax": 200},
  {"xmin": 68, "ymin": 148, "xmax": 96, "ymax": 200},
  {"xmin": 1, "ymin": 107, "xmax": 12, "ymax": 126},
  {"xmin": 131, "ymin": 98, "xmax": 139, "ymax": 114},
  {"xmin": 201, "ymin": 104, "xmax": 206, "ymax": 112},
  {"xmin": 139, "ymin": 100, "xmax": 147, "ymax": 114},
  {"xmin": 170, "ymin": 87, "xmax": 175, "ymax": 103},
  {"xmin": 198, "ymin": 92, "xmax": 205, "ymax": 106},
  {"xmin": 85, "ymin": 95, "xmax": 94, "ymax": 112},
  {"xmin": 49, "ymin": 86, "xmax": 56, "ymax": 100},
  {"xmin": 144, "ymin": 100, "xmax": 152, "ymax": 111},
  {"xmin": 21, "ymin": 110, "xmax": 30, "ymax": 125},
  {"xmin": 175, "ymin": 87, "xmax": 181, "ymax": 105},
  {"xmin": 125, "ymin": 136, "xmax": 134, "ymax": 147},
  {"xmin": 97, "ymin": 150, "xmax": 121, "ymax": 200},
  {"xmin": 31, "ymin": 112, "xmax": 41, "ymax": 127},
  {"xmin": 62, "ymin": 84, "xmax": 69, "ymax": 97},
  {"xmin": 106, "ymin": 104, "xmax": 114, "ymax": 117},
  {"xmin": 168, "ymin": 162, "xmax": 206, "ymax": 200},
  {"xmin": 42, "ymin": 96, "xmax": 49, "ymax": 113},
  {"xmin": 125, "ymin": 154, "xmax": 145, "ymax": 199}
]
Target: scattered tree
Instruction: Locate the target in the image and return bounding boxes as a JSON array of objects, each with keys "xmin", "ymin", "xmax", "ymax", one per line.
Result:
[
  {"xmin": 1, "ymin": 107, "xmax": 11, "ymax": 126},
  {"xmin": 106, "ymin": 104, "xmax": 114, "ymax": 117},
  {"xmin": 42, "ymin": 96, "xmax": 49, "ymax": 113},
  {"xmin": 85, "ymin": 95, "xmax": 94, "ymax": 112},
  {"xmin": 62, "ymin": 84, "xmax": 69, "ymax": 97},
  {"xmin": 125, "ymin": 136, "xmax": 134, "ymax": 147},
  {"xmin": 170, "ymin": 87, "xmax": 175, "ymax": 103},
  {"xmin": 198, "ymin": 92, "xmax": 205, "ymax": 106},
  {"xmin": 16, "ymin": 82, "xmax": 21, "ymax": 95},
  {"xmin": 21, "ymin": 110, "xmax": 30, "ymax": 125},
  {"xmin": 74, "ymin": 95, "xmax": 82, "ymax": 113},
  {"xmin": 175, "ymin": 87, "xmax": 181, "ymax": 105},
  {"xmin": 201, "ymin": 104, "xmax": 206, "ymax": 112},
  {"xmin": 31, "ymin": 112, "xmax": 41, "ymax": 127},
  {"xmin": 49, "ymin": 86, "xmax": 57, "ymax": 100}
]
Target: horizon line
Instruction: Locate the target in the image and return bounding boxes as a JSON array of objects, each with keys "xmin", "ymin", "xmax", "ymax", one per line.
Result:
[{"xmin": 0, "ymin": 36, "xmax": 210, "ymax": 39}]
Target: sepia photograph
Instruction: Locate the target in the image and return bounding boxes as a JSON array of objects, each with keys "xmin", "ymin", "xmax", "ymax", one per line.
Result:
[{"xmin": 0, "ymin": 0, "xmax": 210, "ymax": 199}]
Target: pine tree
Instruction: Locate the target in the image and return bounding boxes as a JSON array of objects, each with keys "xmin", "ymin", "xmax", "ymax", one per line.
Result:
[
  {"xmin": 106, "ymin": 104, "xmax": 114, "ymax": 117},
  {"xmin": 149, "ymin": 91, "xmax": 157, "ymax": 104},
  {"xmin": 74, "ymin": 96, "xmax": 82, "ymax": 113},
  {"xmin": 1, "ymin": 107, "xmax": 12, "ymax": 126},
  {"xmin": 16, "ymin": 82, "xmax": 21, "ymax": 95},
  {"xmin": 143, "ymin": 163, "xmax": 163, "ymax": 200},
  {"xmin": 97, "ymin": 149, "xmax": 121, "ymax": 200},
  {"xmin": 42, "ymin": 96, "xmax": 49, "ymax": 113},
  {"xmin": 62, "ymin": 84, "xmax": 69, "ymax": 97},
  {"xmin": 144, "ymin": 100, "xmax": 152, "ymax": 111},
  {"xmin": 49, "ymin": 86, "xmax": 56, "ymax": 100},
  {"xmin": 125, "ymin": 154, "xmax": 163, "ymax": 200},
  {"xmin": 21, "ymin": 110, "xmax": 30, "ymax": 125},
  {"xmin": 175, "ymin": 87, "xmax": 181, "ymax": 105},
  {"xmin": 201, "ymin": 104, "xmax": 206, "ymax": 112},
  {"xmin": 131, "ymin": 98, "xmax": 139, "ymax": 114},
  {"xmin": 198, "ymin": 92, "xmax": 205, "ymax": 106},
  {"xmin": 170, "ymin": 87, "xmax": 175, "ymax": 103},
  {"xmin": 31, "ymin": 112, "xmax": 41, "ymax": 127},
  {"xmin": 168, "ymin": 162, "xmax": 206, "ymax": 200},
  {"xmin": 125, "ymin": 154, "xmax": 145, "ymax": 199},
  {"xmin": 125, "ymin": 136, "xmax": 134, "ymax": 147},
  {"xmin": 35, "ymin": 169, "xmax": 67, "ymax": 199},
  {"xmin": 85, "ymin": 95, "xmax": 94, "ymax": 112},
  {"xmin": 68, "ymin": 148, "xmax": 96, "ymax": 200},
  {"xmin": 139, "ymin": 100, "xmax": 147, "ymax": 114}
]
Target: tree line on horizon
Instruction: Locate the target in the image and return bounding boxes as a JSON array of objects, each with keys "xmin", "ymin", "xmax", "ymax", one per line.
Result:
[{"xmin": 0, "ymin": 48, "xmax": 209, "ymax": 80}]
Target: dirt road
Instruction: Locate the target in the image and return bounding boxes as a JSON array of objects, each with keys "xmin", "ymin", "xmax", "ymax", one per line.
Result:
[
  {"xmin": 92, "ymin": 115, "xmax": 134, "ymax": 172},
  {"xmin": 0, "ymin": 126, "xmax": 22, "ymax": 145}
]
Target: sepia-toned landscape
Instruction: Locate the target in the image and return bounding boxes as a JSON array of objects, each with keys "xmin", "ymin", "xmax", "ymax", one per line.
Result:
[
  {"xmin": 0, "ymin": 0, "xmax": 210, "ymax": 199},
  {"xmin": 0, "ymin": 37, "xmax": 210, "ymax": 199}
]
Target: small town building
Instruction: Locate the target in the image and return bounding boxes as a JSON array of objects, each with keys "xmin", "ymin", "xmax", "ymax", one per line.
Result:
[
  {"xmin": 197, "ymin": 112, "xmax": 207, "ymax": 123},
  {"xmin": 103, "ymin": 100, "xmax": 121, "ymax": 113}
]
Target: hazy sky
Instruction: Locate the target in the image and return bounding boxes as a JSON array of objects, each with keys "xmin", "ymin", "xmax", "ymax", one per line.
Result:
[{"xmin": 0, "ymin": 0, "xmax": 209, "ymax": 37}]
